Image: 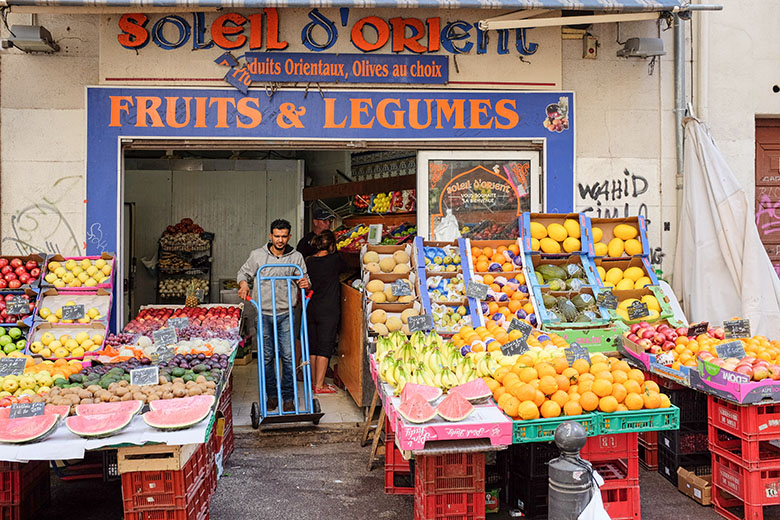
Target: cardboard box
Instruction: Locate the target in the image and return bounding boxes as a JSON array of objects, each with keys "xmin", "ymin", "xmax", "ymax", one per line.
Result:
[
  {"xmin": 520, "ymin": 212, "xmax": 591, "ymax": 255},
  {"xmin": 677, "ymin": 467, "xmax": 712, "ymax": 505}
]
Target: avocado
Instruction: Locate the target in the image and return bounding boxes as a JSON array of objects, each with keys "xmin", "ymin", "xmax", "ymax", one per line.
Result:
[
  {"xmin": 69, "ymin": 374, "xmax": 84, "ymax": 384},
  {"xmin": 192, "ymin": 364, "xmax": 208, "ymax": 373},
  {"xmin": 172, "ymin": 367, "xmax": 185, "ymax": 377}
]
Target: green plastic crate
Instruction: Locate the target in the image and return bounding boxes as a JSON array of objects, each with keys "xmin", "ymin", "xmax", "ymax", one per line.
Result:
[
  {"xmin": 513, "ymin": 413, "xmax": 600, "ymax": 444},
  {"xmin": 597, "ymin": 405, "xmax": 680, "ymax": 434}
]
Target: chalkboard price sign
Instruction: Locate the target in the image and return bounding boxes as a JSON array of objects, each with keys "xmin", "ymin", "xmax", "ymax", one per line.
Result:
[
  {"xmin": 61, "ymin": 304, "xmax": 85, "ymax": 320},
  {"xmin": 687, "ymin": 322, "xmax": 709, "ymax": 337},
  {"xmin": 564, "ymin": 343, "xmax": 591, "ymax": 366},
  {"xmin": 9, "ymin": 402, "xmax": 45, "ymax": 419},
  {"xmin": 152, "ymin": 327, "xmax": 177, "ymax": 347},
  {"xmin": 407, "ymin": 314, "xmax": 433, "ymax": 333},
  {"xmin": 130, "ymin": 366, "xmax": 160, "ymax": 386},
  {"xmin": 167, "ymin": 317, "xmax": 189, "ymax": 330},
  {"xmin": 724, "ymin": 319, "xmax": 751, "ymax": 339},
  {"xmin": 596, "ymin": 290, "xmax": 619, "ymax": 310},
  {"xmin": 627, "ymin": 301, "xmax": 650, "ymax": 320},
  {"xmin": 507, "ymin": 319, "xmax": 532, "ymax": 342},
  {"xmin": 6, "ymin": 296, "xmax": 28, "ymax": 316},
  {"xmin": 0, "ymin": 358, "xmax": 27, "ymax": 377},
  {"xmin": 465, "ymin": 281, "xmax": 489, "ymax": 301},
  {"xmin": 715, "ymin": 340, "xmax": 747, "ymax": 360},
  {"xmin": 501, "ymin": 338, "xmax": 529, "ymax": 356},
  {"xmin": 391, "ymin": 280, "xmax": 412, "ymax": 297}
]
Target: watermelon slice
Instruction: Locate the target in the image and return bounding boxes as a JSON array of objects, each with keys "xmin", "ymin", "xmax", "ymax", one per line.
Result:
[
  {"xmin": 148, "ymin": 395, "xmax": 215, "ymax": 412},
  {"xmin": 66, "ymin": 411, "xmax": 135, "ymax": 438},
  {"xmin": 0, "ymin": 414, "xmax": 60, "ymax": 444},
  {"xmin": 400, "ymin": 383, "xmax": 442, "ymax": 403},
  {"xmin": 0, "ymin": 405, "xmax": 70, "ymax": 420},
  {"xmin": 397, "ymin": 393, "xmax": 436, "ymax": 424},
  {"xmin": 75, "ymin": 400, "xmax": 143, "ymax": 417},
  {"xmin": 143, "ymin": 398, "xmax": 213, "ymax": 431},
  {"xmin": 436, "ymin": 392, "xmax": 474, "ymax": 422},
  {"xmin": 449, "ymin": 379, "xmax": 492, "ymax": 404}
]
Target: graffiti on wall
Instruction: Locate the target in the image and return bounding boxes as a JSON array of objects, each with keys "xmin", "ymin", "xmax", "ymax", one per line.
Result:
[{"xmin": 1, "ymin": 175, "xmax": 82, "ymax": 256}]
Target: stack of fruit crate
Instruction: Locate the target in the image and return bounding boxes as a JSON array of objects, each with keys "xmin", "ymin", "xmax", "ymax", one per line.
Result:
[
  {"xmin": 504, "ymin": 442, "xmax": 558, "ymax": 518},
  {"xmin": 709, "ymin": 396, "xmax": 780, "ymax": 520},
  {"xmin": 384, "ymin": 418, "xmax": 413, "ymax": 495},
  {"xmin": 414, "ymin": 452, "xmax": 485, "ymax": 520},
  {"xmin": 0, "ymin": 461, "xmax": 49, "ymax": 520},
  {"xmin": 638, "ymin": 431, "xmax": 658, "ymax": 470},
  {"xmin": 580, "ymin": 433, "xmax": 640, "ymax": 520},
  {"xmin": 657, "ymin": 388, "xmax": 709, "ymax": 486},
  {"xmin": 217, "ymin": 374, "xmax": 234, "ymax": 461}
]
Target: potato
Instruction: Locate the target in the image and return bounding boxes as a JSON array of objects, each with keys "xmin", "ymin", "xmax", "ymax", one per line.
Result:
[
  {"xmin": 87, "ymin": 385, "xmax": 101, "ymax": 394},
  {"xmin": 188, "ymin": 386, "xmax": 203, "ymax": 396},
  {"xmin": 162, "ymin": 392, "xmax": 174, "ymax": 399}
]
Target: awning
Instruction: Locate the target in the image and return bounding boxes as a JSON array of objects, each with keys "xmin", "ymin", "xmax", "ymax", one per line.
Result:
[{"xmin": 0, "ymin": 0, "xmax": 690, "ymax": 11}]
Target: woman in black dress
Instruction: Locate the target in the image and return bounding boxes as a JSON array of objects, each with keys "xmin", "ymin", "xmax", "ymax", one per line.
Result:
[{"xmin": 305, "ymin": 230, "xmax": 347, "ymax": 394}]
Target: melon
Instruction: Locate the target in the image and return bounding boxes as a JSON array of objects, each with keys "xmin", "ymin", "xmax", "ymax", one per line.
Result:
[
  {"xmin": 371, "ymin": 323, "xmax": 389, "ymax": 335},
  {"xmin": 0, "ymin": 405, "xmax": 70, "ymax": 420},
  {"xmin": 449, "ymin": 379, "xmax": 492, "ymax": 404},
  {"xmin": 365, "ymin": 263, "xmax": 381, "ymax": 274},
  {"xmin": 386, "ymin": 316, "xmax": 403, "ymax": 332},
  {"xmin": 66, "ymin": 411, "xmax": 134, "ymax": 438},
  {"xmin": 0, "ymin": 414, "xmax": 60, "ymax": 444},
  {"xmin": 401, "ymin": 383, "xmax": 442, "ymax": 403},
  {"xmin": 436, "ymin": 392, "xmax": 474, "ymax": 422},
  {"xmin": 370, "ymin": 292, "xmax": 387, "ymax": 304},
  {"xmin": 363, "ymin": 251, "xmax": 380, "ymax": 265},
  {"xmin": 398, "ymin": 295, "xmax": 414, "ymax": 304},
  {"xmin": 143, "ymin": 397, "xmax": 213, "ymax": 431},
  {"xmin": 149, "ymin": 395, "xmax": 215, "ymax": 412},
  {"xmin": 76, "ymin": 400, "xmax": 143, "ymax": 417},
  {"xmin": 392, "ymin": 264, "xmax": 410, "ymax": 274},
  {"xmin": 400, "ymin": 308, "xmax": 418, "ymax": 324},
  {"xmin": 369, "ymin": 309, "xmax": 387, "ymax": 325},
  {"xmin": 366, "ymin": 279, "xmax": 385, "ymax": 293},
  {"xmin": 383, "ymin": 287, "xmax": 398, "ymax": 302},
  {"xmin": 393, "ymin": 250, "xmax": 410, "ymax": 264},
  {"xmin": 397, "ymin": 393, "xmax": 436, "ymax": 424},
  {"xmin": 379, "ymin": 257, "xmax": 396, "ymax": 273}
]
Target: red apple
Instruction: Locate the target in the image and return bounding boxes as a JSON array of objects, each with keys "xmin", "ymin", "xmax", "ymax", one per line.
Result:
[
  {"xmin": 713, "ymin": 327, "xmax": 726, "ymax": 340},
  {"xmin": 0, "ymin": 259, "xmax": 8, "ymax": 269},
  {"xmin": 7, "ymin": 280, "xmax": 21, "ymax": 289},
  {"xmin": 641, "ymin": 329, "xmax": 656, "ymax": 340},
  {"xmin": 753, "ymin": 366, "xmax": 770, "ymax": 381},
  {"xmin": 627, "ymin": 333, "xmax": 639, "ymax": 343},
  {"xmin": 649, "ymin": 345, "xmax": 662, "ymax": 354},
  {"xmin": 29, "ymin": 268, "xmax": 40, "ymax": 278},
  {"xmin": 676, "ymin": 327, "xmax": 688, "ymax": 336},
  {"xmin": 769, "ymin": 365, "xmax": 780, "ymax": 381},
  {"xmin": 662, "ymin": 341, "xmax": 676, "ymax": 351},
  {"xmin": 17, "ymin": 274, "xmax": 29, "ymax": 284},
  {"xmin": 638, "ymin": 338, "xmax": 653, "ymax": 351},
  {"xmin": 24, "ymin": 260, "xmax": 36, "ymax": 271},
  {"xmin": 9, "ymin": 259, "xmax": 21, "ymax": 269},
  {"xmin": 4, "ymin": 274, "xmax": 16, "ymax": 282},
  {"xmin": 735, "ymin": 365, "xmax": 753, "ymax": 377},
  {"xmin": 630, "ymin": 324, "xmax": 641, "ymax": 334},
  {"xmin": 0, "ymin": 280, "xmax": 8, "ymax": 289},
  {"xmin": 653, "ymin": 333, "xmax": 666, "ymax": 345},
  {"xmin": 699, "ymin": 352, "xmax": 714, "ymax": 361}
]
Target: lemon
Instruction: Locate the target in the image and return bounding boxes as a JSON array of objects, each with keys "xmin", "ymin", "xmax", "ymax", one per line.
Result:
[
  {"xmin": 547, "ymin": 223, "xmax": 568, "ymax": 242},
  {"xmin": 531, "ymin": 238, "xmax": 540, "ymax": 251},
  {"xmin": 623, "ymin": 266, "xmax": 644, "ymax": 282},
  {"xmin": 614, "ymin": 224, "xmax": 639, "ymax": 240},
  {"xmin": 605, "ymin": 268, "xmax": 624, "ymax": 286},
  {"xmin": 607, "ymin": 238, "xmax": 625, "ymax": 257},
  {"xmin": 563, "ymin": 219, "xmax": 581, "ymax": 238},
  {"xmin": 625, "ymin": 239, "xmax": 643, "ymax": 256},
  {"xmin": 596, "ymin": 266, "xmax": 606, "ymax": 281},
  {"xmin": 616, "ymin": 278, "xmax": 635, "ymax": 291},
  {"xmin": 562, "ymin": 237, "xmax": 581, "ymax": 253},
  {"xmin": 592, "ymin": 226, "xmax": 604, "ymax": 243},
  {"xmin": 642, "ymin": 295, "xmax": 661, "ymax": 312},
  {"xmin": 529, "ymin": 222, "xmax": 548, "ymax": 240},
  {"xmin": 540, "ymin": 238, "xmax": 562, "ymax": 254},
  {"xmin": 40, "ymin": 333, "xmax": 54, "ymax": 346},
  {"xmin": 634, "ymin": 277, "xmax": 652, "ymax": 289},
  {"xmin": 75, "ymin": 332, "xmax": 90, "ymax": 344},
  {"xmin": 71, "ymin": 347, "xmax": 85, "ymax": 358},
  {"xmin": 46, "ymin": 315, "xmax": 58, "ymax": 324},
  {"xmin": 594, "ymin": 242, "xmax": 608, "ymax": 256},
  {"xmin": 48, "ymin": 261, "xmax": 61, "ymax": 271}
]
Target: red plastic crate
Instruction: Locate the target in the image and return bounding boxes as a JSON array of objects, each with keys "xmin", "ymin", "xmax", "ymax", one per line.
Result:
[
  {"xmin": 414, "ymin": 489, "xmax": 486, "ymax": 520},
  {"xmin": 223, "ymin": 426, "xmax": 234, "ymax": 461},
  {"xmin": 123, "ymin": 479, "xmax": 210, "ymax": 520},
  {"xmin": 0, "ymin": 471, "xmax": 50, "ymax": 520},
  {"xmin": 601, "ymin": 485, "xmax": 640, "ymax": 520},
  {"xmin": 593, "ymin": 460, "xmax": 638, "ymax": 489},
  {"xmin": 712, "ymin": 451, "xmax": 780, "ymax": 506},
  {"xmin": 0, "ymin": 462, "xmax": 48, "ymax": 505},
  {"xmin": 710, "ymin": 424, "xmax": 780, "ymax": 470},
  {"xmin": 638, "ymin": 443, "xmax": 658, "ymax": 471},
  {"xmin": 384, "ymin": 427, "xmax": 413, "ymax": 495},
  {"xmin": 415, "ymin": 452, "xmax": 485, "ymax": 494},
  {"xmin": 581, "ymin": 433, "xmax": 638, "ymax": 463},
  {"xmin": 645, "ymin": 371, "xmax": 686, "ymax": 390},
  {"xmin": 709, "ymin": 396, "xmax": 780, "ymax": 441},
  {"xmin": 218, "ymin": 374, "xmax": 232, "ymax": 411},
  {"xmin": 638, "ymin": 431, "xmax": 657, "ymax": 448},
  {"xmin": 712, "ymin": 485, "xmax": 780, "ymax": 520}
]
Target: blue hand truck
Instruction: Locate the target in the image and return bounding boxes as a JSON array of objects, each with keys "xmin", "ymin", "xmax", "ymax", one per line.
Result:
[{"xmin": 245, "ymin": 263, "xmax": 323, "ymax": 428}]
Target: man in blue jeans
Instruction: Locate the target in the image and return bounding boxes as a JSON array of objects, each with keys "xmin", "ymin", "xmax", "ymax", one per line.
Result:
[{"xmin": 237, "ymin": 219, "xmax": 310, "ymax": 412}]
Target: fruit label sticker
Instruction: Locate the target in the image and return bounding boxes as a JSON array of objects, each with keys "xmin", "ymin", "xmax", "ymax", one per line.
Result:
[
  {"xmin": 61, "ymin": 304, "xmax": 85, "ymax": 320},
  {"xmin": 724, "ymin": 319, "xmax": 751, "ymax": 339},
  {"xmin": 367, "ymin": 224, "xmax": 383, "ymax": 246},
  {"xmin": 465, "ymin": 281, "xmax": 489, "ymax": 301},
  {"xmin": 507, "ymin": 319, "xmax": 532, "ymax": 342},
  {"xmin": 596, "ymin": 290, "xmax": 618, "ymax": 310},
  {"xmin": 408, "ymin": 314, "xmax": 433, "ymax": 333},
  {"xmin": 627, "ymin": 301, "xmax": 649, "ymax": 321},
  {"xmin": 715, "ymin": 341, "xmax": 747, "ymax": 360},
  {"xmin": 9, "ymin": 402, "xmax": 45, "ymax": 419},
  {"xmin": 501, "ymin": 338, "xmax": 529, "ymax": 356},
  {"xmin": 564, "ymin": 342, "xmax": 590, "ymax": 365},
  {"xmin": 6, "ymin": 297, "xmax": 28, "ymax": 315},
  {"xmin": 167, "ymin": 317, "xmax": 189, "ymax": 330},
  {"xmin": 687, "ymin": 322, "xmax": 709, "ymax": 337},
  {"xmin": 391, "ymin": 280, "xmax": 412, "ymax": 297},
  {"xmin": 0, "ymin": 358, "xmax": 26, "ymax": 377},
  {"xmin": 152, "ymin": 327, "xmax": 177, "ymax": 347},
  {"xmin": 131, "ymin": 366, "xmax": 160, "ymax": 386}
]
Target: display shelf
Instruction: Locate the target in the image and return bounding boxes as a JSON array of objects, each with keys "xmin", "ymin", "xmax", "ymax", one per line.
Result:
[
  {"xmin": 156, "ymin": 235, "xmax": 213, "ymax": 304},
  {"xmin": 302, "ymin": 174, "xmax": 415, "ymax": 201},
  {"xmin": 342, "ymin": 213, "xmax": 416, "ymax": 227}
]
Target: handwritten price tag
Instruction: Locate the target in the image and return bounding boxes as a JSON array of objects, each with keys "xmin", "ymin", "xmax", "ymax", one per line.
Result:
[
  {"xmin": 130, "ymin": 366, "xmax": 160, "ymax": 386},
  {"xmin": 687, "ymin": 322, "xmax": 709, "ymax": 337},
  {"xmin": 167, "ymin": 317, "xmax": 189, "ymax": 330},
  {"xmin": 627, "ymin": 301, "xmax": 650, "ymax": 320},
  {"xmin": 391, "ymin": 279, "xmax": 412, "ymax": 297},
  {"xmin": 465, "ymin": 281, "xmax": 489, "ymax": 301},
  {"xmin": 596, "ymin": 290, "xmax": 618, "ymax": 310},
  {"xmin": 715, "ymin": 340, "xmax": 747, "ymax": 360},
  {"xmin": 724, "ymin": 319, "xmax": 750, "ymax": 339},
  {"xmin": 501, "ymin": 338, "xmax": 529, "ymax": 356},
  {"xmin": 9, "ymin": 402, "xmax": 45, "ymax": 419},
  {"xmin": 61, "ymin": 304, "xmax": 85, "ymax": 320},
  {"xmin": 152, "ymin": 327, "xmax": 177, "ymax": 347},
  {"xmin": 0, "ymin": 358, "xmax": 26, "ymax": 377},
  {"xmin": 407, "ymin": 314, "xmax": 433, "ymax": 333}
]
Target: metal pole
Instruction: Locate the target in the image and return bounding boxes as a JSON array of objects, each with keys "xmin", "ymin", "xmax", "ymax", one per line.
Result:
[{"xmin": 673, "ymin": 13, "xmax": 686, "ymax": 234}]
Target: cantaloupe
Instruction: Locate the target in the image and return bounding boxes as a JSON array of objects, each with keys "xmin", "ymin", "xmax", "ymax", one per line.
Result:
[
  {"xmin": 529, "ymin": 222, "xmax": 547, "ymax": 240},
  {"xmin": 363, "ymin": 251, "xmax": 380, "ymax": 264},
  {"xmin": 370, "ymin": 309, "xmax": 387, "ymax": 324},
  {"xmin": 547, "ymin": 223, "xmax": 568, "ymax": 242},
  {"xmin": 562, "ymin": 237, "xmax": 580, "ymax": 253},
  {"xmin": 379, "ymin": 257, "xmax": 396, "ymax": 273},
  {"xmin": 365, "ymin": 262, "xmax": 381, "ymax": 274},
  {"xmin": 370, "ymin": 292, "xmax": 387, "ymax": 303},
  {"xmin": 594, "ymin": 243, "xmax": 608, "ymax": 256},
  {"xmin": 384, "ymin": 287, "xmax": 398, "ymax": 302},
  {"xmin": 400, "ymin": 308, "xmax": 419, "ymax": 324},
  {"xmin": 401, "ymin": 324, "xmax": 411, "ymax": 335},
  {"xmin": 624, "ymin": 239, "xmax": 642, "ymax": 256},
  {"xmin": 591, "ymin": 227, "xmax": 604, "ymax": 243},
  {"xmin": 622, "ymin": 267, "xmax": 644, "ymax": 282},
  {"xmin": 366, "ymin": 280, "xmax": 385, "ymax": 293},
  {"xmin": 372, "ymin": 323, "xmax": 389, "ymax": 335},
  {"xmin": 531, "ymin": 238, "xmax": 540, "ymax": 251},
  {"xmin": 393, "ymin": 263, "xmax": 410, "ymax": 274},
  {"xmin": 386, "ymin": 316, "xmax": 403, "ymax": 332},
  {"xmin": 398, "ymin": 295, "xmax": 414, "ymax": 303},
  {"xmin": 393, "ymin": 251, "xmax": 410, "ymax": 264},
  {"xmin": 563, "ymin": 219, "xmax": 581, "ymax": 238}
]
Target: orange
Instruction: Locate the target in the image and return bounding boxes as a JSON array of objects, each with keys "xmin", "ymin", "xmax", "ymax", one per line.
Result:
[
  {"xmin": 623, "ymin": 379, "xmax": 642, "ymax": 395},
  {"xmin": 514, "ymin": 383, "xmax": 537, "ymax": 402},
  {"xmin": 518, "ymin": 400, "xmax": 540, "ymax": 420},
  {"xmin": 572, "ymin": 358, "xmax": 590, "ymax": 375},
  {"xmin": 628, "ymin": 369, "xmax": 645, "ymax": 384},
  {"xmin": 519, "ymin": 367, "xmax": 538, "ymax": 383},
  {"xmin": 580, "ymin": 391, "xmax": 599, "ymax": 412},
  {"xmin": 564, "ymin": 400, "xmax": 583, "ymax": 416},
  {"xmin": 509, "ymin": 244, "xmax": 520, "ymax": 256},
  {"xmin": 579, "ymin": 373, "xmax": 595, "ymax": 384},
  {"xmin": 533, "ymin": 390, "xmax": 546, "ymax": 408},
  {"xmin": 612, "ymin": 370, "xmax": 628, "ymax": 385},
  {"xmin": 643, "ymin": 381, "xmax": 660, "ymax": 394},
  {"xmin": 562, "ymin": 367, "xmax": 579, "ymax": 382},
  {"xmin": 617, "ymin": 404, "xmax": 629, "ymax": 412},
  {"xmin": 541, "ymin": 400, "xmax": 562, "ymax": 418},
  {"xmin": 483, "ymin": 274, "xmax": 495, "ymax": 285},
  {"xmin": 494, "ymin": 366, "xmax": 510, "ymax": 383},
  {"xmin": 595, "ymin": 370, "xmax": 614, "ymax": 383},
  {"xmin": 476, "ymin": 261, "xmax": 490, "ymax": 272},
  {"xmin": 483, "ymin": 377, "xmax": 501, "ymax": 392},
  {"xmin": 536, "ymin": 362, "xmax": 556, "ymax": 378},
  {"xmin": 552, "ymin": 357, "xmax": 569, "ymax": 375},
  {"xmin": 611, "ymin": 360, "xmax": 631, "ymax": 373},
  {"xmin": 502, "ymin": 263, "xmax": 514, "ymax": 272},
  {"xmin": 568, "ymin": 392, "xmax": 581, "ymax": 403},
  {"xmin": 599, "ymin": 395, "xmax": 619, "ymax": 413},
  {"xmin": 539, "ymin": 376, "xmax": 558, "ymax": 396},
  {"xmin": 611, "ymin": 383, "xmax": 627, "ymax": 403},
  {"xmin": 502, "ymin": 396, "xmax": 520, "ymax": 418},
  {"xmin": 590, "ymin": 362, "xmax": 609, "ymax": 375},
  {"xmin": 503, "ymin": 372, "xmax": 520, "ymax": 389},
  {"xmin": 496, "ymin": 245, "xmax": 508, "ymax": 254},
  {"xmin": 508, "ymin": 301, "xmax": 522, "ymax": 314},
  {"xmin": 551, "ymin": 390, "xmax": 569, "ymax": 408},
  {"xmin": 592, "ymin": 379, "xmax": 613, "ymax": 398},
  {"xmin": 497, "ymin": 392, "xmax": 514, "ymax": 410},
  {"xmin": 578, "ymin": 380, "xmax": 594, "ymax": 393},
  {"xmin": 642, "ymin": 391, "xmax": 661, "ymax": 409},
  {"xmin": 659, "ymin": 393, "xmax": 671, "ymax": 408},
  {"xmin": 482, "ymin": 247, "xmax": 494, "ymax": 259},
  {"xmin": 493, "ymin": 387, "xmax": 507, "ymax": 401},
  {"xmin": 471, "ymin": 247, "xmax": 482, "ymax": 257},
  {"xmin": 554, "ymin": 374, "xmax": 571, "ymax": 393}
]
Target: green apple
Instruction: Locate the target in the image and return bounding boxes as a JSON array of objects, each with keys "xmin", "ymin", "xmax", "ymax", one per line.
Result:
[
  {"xmin": 3, "ymin": 343, "xmax": 16, "ymax": 355},
  {"xmin": 8, "ymin": 328, "xmax": 21, "ymax": 340},
  {"xmin": 0, "ymin": 336, "xmax": 11, "ymax": 347}
]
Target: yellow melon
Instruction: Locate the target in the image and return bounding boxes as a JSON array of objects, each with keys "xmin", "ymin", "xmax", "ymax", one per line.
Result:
[
  {"xmin": 379, "ymin": 257, "xmax": 396, "ymax": 273},
  {"xmin": 562, "ymin": 237, "xmax": 581, "ymax": 253},
  {"xmin": 634, "ymin": 277, "xmax": 652, "ymax": 289},
  {"xmin": 642, "ymin": 295, "xmax": 661, "ymax": 312},
  {"xmin": 363, "ymin": 251, "xmax": 380, "ymax": 264},
  {"xmin": 607, "ymin": 238, "xmax": 625, "ymax": 257},
  {"xmin": 594, "ymin": 242, "xmax": 608, "ymax": 256},
  {"xmin": 366, "ymin": 279, "xmax": 385, "ymax": 293},
  {"xmin": 531, "ymin": 238, "xmax": 540, "ymax": 251},
  {"xmin": 540, "ymin": 238, "xmax": 562, "ymax": 254},
  {"xmin": 616, "ymin": 278, "xmax": 635, "ymax": 291},
  {"xmin": 622, "ymin": 266, "xmax": 644, "ymax": 282},
  {"xmin": 547, "ymin": 223, "xmax": 568, "ymax": 242},
  {"xmin": 624, "ymin": 239, "xmax": 643, "ymax": 256},
  {"xmin": 563, "ymin": 219, "xmax": 581, "ymax": 239},
  {"xmin": 529, "ymin": 222, "xmax": 548, "ymax": 240},
  {"xmin": 605, "ymin": 268, "xmax": 624, "ymax": 286},
  {"xmin": 370, "ymin": 309, "xmax": 387, "ymax": 324},
  {"xmin": 596, "ymin": 266, "xmax": 606, "ymax": 281},
  {"xmin": 614, "ymin": 224, "xmax": 639, "ymax": 241},
  {"xmin": 592, "ymin": 226, "xmax": 604, "ymax": 243}
]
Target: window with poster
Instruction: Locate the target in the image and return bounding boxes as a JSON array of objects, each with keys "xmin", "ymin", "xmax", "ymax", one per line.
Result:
[{"xmin": 417, "ymin": 152, "xmax": 542, "ymax": 240}]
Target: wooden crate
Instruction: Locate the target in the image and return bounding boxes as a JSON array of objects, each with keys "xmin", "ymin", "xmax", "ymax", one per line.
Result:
[{"xmin": 117, "ymin": 443, "xmax": 201, "ymax": 474}]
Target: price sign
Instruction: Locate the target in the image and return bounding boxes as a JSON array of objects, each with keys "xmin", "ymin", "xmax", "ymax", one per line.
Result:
[
  {"xmin": 596, "ymin": 290, "xmax": 619, "ymax": 310},
  {"xmin": 195, "ymin": 289, "xmax": 205, "ymax": 302},
  {"xmin": 627, "ymin": 301, "xmax": 650, "ymax": 320},
  {"xmin": 465, "ymin": 281, "xmax": 489, "ymax": 301},
  {"xmin": 152, "ymin": 327, "xmax": 177, "ymax": 347},
  {"xmin": 61, "ymin": 304, "xmax": 85, "ymax": 320},
  {"xmin": 167, "ymin": 317, "xmax": 189, "ymax": 330},
  {"xmin": 200, "ymin": 232, "xmax": 215, "ymax": 241},
  {"xmin": 0, "ymin": 358, "xmax": 27, "ymax": 377},
  {"xmin": 6, "ymin": 296, "xmax": 28, "ymax": 315},
  {"xmin": 8, "ymin": 402, "xmax": 45, "ymax": 419},
  {"xmin": 130, "ymin": 366, "xmax": 160, "ymax": 386},
  {"xmin": 407, "ymin": 314, "xmax": 433, "ymax": 333},
  {"xmin": 391, "ymin": 280, "xmax": 412, "ymax": 297},
  {"xmin": 507, "ymin": 319, "xmax": 533, "ymax": 342},
  {"xmin": 687, "ymin": 322, "xmax": 709, "ymax": 337},
  {"xmin": 564, "ymin": 342, "xmax": 591, "ymax": 365},
  {"xmin": 724, "ymin": 319, "xmax": 751, "ymax": 339},
  {"xmin": 715, "ymin": 340, "xmax": 747, "ymax": 360},
  {"xmin": 501, "ymin": 338, "xmax": 530, "ymax": 356},
  {"xmin": 367, "ymin": 224, "xmax": 383, "ymax": 245}
]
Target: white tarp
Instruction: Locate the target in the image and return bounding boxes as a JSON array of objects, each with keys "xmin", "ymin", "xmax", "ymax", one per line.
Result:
[{"xmin": 672, "ymin": 118, "xmax": 780, "ymax": 337}]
